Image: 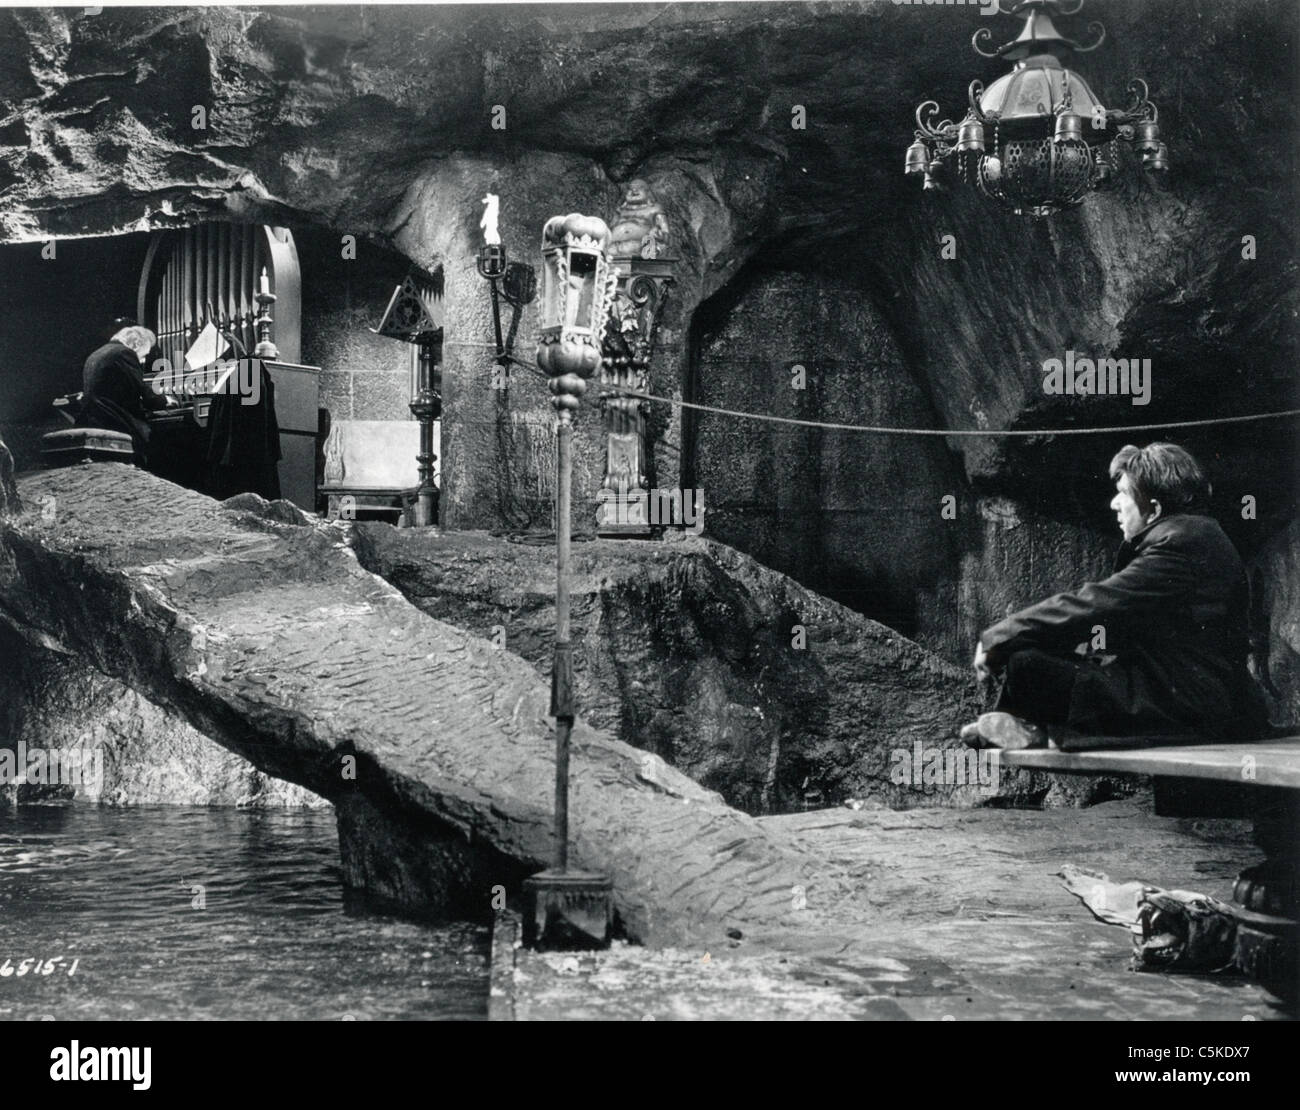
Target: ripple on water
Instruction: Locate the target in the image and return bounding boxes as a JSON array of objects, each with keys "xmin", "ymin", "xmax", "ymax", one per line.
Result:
[{"xmin": 0, "ymin": 806, "xmax": 489, "ymax": 1020}]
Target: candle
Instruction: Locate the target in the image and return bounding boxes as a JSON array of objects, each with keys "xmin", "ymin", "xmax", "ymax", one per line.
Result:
[
  {"xmin": 259, "ymin": 268, "xmax": 270, "ymax": 296},
  {"xmin": 480, "ymin": 193, "xmax": 501, "ymax": 247}
]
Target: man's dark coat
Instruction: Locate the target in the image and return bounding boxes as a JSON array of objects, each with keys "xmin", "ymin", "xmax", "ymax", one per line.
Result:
[
  {"xmin": 76, "ymin": 341, "xmax": 168, "ymax": 454},
  {"xmin": 981, "ymin": 513, "xmax": 1265, "ymax": 740}
]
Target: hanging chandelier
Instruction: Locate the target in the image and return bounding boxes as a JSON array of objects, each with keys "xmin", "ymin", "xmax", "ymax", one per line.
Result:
[{"xmin": 905, "ymin": 0, "xmax": 1167, "ymax": 217}]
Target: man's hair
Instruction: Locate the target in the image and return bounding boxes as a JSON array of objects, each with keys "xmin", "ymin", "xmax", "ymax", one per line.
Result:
[
  {"xmin": 111, "ymin": 326, "xmax": 156, "ymax": 352},
  {"xmin": 1108, "ymin": 442, "xmax": 1211, "ymax": 515}
]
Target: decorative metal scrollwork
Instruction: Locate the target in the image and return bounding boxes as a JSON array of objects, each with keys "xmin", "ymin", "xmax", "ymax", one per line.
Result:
[
  {"xmin": 915, "ymin": 101, "xmax": 957, "ymax": 140},
  {"xmin": 1073, "ymin": 20, "xmax": 1106, "ymax": 52},
  {"xmin": 971, "ymin": 27, "xmax": 1000, "ymax": 59}
]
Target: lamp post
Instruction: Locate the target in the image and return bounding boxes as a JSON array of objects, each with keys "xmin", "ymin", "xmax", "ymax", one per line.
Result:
[{"xmin": 521, "ymin": 212, "xmax": 618, "ymax": 950}]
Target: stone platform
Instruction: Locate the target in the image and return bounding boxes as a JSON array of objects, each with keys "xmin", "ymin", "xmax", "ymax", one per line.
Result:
[{"xmin": 495, "ymin": 798, "xmax": 1296, "ymax": 1020}]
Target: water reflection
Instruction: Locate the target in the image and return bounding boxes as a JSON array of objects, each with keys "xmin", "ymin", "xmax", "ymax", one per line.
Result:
[{"xmin": 0, "ymin": 805, "xmax": 488, "ymax": 1020}]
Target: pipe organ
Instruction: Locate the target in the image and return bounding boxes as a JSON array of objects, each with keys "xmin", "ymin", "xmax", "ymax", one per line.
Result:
[
  {"xmin": 134, "ymin": 222, "xmax": 319, "ymax": 509},
  {"xmin": 137, "ymin": 223, "xmax": 303, "ymax": 370}
]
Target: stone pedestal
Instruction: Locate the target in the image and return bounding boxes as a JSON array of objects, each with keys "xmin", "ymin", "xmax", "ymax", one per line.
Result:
[{"xmin": 522, "ymin": 870, "xmax": 613, "ymax": 951}]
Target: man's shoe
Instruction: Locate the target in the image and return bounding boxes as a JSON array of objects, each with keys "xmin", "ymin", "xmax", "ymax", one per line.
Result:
[{"xmin": 975, "ymin": 712, "xmax": 1047, "ymax": 751}]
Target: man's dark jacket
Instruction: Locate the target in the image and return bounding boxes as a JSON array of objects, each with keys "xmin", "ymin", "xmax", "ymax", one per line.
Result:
[
  {"xmin": 76, "ymin": 341, "xmax": 168, "ymax": 454},
  {"xmin": 981, "ymin": 513, "xmax": 1265, "ymax": 740}
]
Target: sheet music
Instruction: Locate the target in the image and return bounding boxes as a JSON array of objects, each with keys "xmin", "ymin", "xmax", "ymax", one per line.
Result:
[{"xmin": 184, "ymin": 321, "xmax": 229, "ymax": 371}]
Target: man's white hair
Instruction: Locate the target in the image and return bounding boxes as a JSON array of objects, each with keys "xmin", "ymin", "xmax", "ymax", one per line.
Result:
[{"xmin": 111, "ymin": 326, "xmax": 156, "ymax": 352}]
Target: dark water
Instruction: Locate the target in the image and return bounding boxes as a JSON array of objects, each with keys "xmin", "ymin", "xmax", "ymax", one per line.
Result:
[{"xmin": 0, "ymin": 805, "xmax": 489, "ymax": 1021}]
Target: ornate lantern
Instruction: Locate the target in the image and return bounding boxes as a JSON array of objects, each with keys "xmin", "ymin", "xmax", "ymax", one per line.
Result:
[
  {"xmin": 537, "ymin": 213, "xmax": 618, "ymax": 394},
  {"xmin": 905, "ymin": 0, "xmax": 1167, "ymax": 217}
]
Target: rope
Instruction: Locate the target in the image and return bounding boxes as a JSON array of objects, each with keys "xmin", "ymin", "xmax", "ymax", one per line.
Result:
[
  {"xmin": 442, "ymin": 341, "xmax": 1300, "ymax": 438},
  {"xmin": 609, "ymin": 390, "xmax": 1300, "ymax": 438}
]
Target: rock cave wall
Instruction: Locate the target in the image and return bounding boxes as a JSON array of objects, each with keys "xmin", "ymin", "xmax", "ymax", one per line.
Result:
[
  {"xmin": 689, "ymin": 267, "xmax": 962, "ymax": 646},
  {"xmin": 0, "ymin": 620, "xmax": 323, "ymax": 806}
]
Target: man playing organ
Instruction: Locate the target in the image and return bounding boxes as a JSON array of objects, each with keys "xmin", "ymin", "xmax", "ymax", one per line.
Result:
[{"xmin": 75, "ymin": 326, "xmax": 177, "ymax": 460}]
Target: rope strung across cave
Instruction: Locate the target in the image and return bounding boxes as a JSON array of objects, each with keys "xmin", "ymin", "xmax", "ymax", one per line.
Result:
[
  {"xmin": 442, "ymin": 340, "xmax": 1300, "ymax": 438},
  {"xmin": 606, "ymin": 390, "xmax": 1300, "ymax": 438}
]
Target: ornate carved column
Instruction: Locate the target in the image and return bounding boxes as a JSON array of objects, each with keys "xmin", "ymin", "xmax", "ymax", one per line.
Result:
[
  {"xmin": 598, "ymin": 261, "xmax": 674, "ymax": 535},
  {"xmin": 597, "ymin": 179, "xmax": 675, "ymax": 538}
]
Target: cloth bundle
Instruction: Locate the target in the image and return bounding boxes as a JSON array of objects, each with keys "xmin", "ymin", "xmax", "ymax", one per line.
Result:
[{"xmin": 1059, "ymin": 864, "xmax": 1239, "ymax": 972}]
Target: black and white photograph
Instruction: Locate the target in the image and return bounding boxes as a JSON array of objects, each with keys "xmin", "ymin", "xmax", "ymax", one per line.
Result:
[{"xmin": 0, "ymin": 0, "xmax": 1297, "ymax": 1054}]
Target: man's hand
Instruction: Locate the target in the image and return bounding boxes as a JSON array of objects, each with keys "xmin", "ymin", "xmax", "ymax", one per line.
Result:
[{"xmin": 973, "ymin": 641, "xmax": 993, "ymax": 683}]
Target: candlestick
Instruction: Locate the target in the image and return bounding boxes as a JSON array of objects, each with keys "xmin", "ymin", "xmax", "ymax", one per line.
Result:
[{"xmin": 254, "ymin": 283, "xmax": 278, "ymax": 360}]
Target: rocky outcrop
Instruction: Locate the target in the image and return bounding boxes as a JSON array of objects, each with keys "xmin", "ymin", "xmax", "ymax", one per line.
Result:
[
  {"xmin": 0, "ymin": 461, "xmax": 852, "ymax": 947},
  {"xmin": 1251, "ymin": 519, "xmax": 1300, "ymax": 729},
  {"xmin": 0, "ymin": 433, "xmax": 320, "ymax": 807},
  {"xmin": 351, "ymin": 523, "xmax": 993, "ymax": 814},
  {"xmin": 0, "ymin": 620, "xmax": 323, "ymax": 807},
  {"xmin": 0, "ymin": 433, "xmax": 17, "ymax": 516}
]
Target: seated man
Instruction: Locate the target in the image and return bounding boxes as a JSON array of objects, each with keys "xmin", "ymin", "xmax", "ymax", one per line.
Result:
[
  {"xmin": 964, "ymin": 442, "xmax": 1268, "ymax": 750},
  {"xmin": 75, "ymin": 325, "xmax": 174, "ymax": 459}
]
